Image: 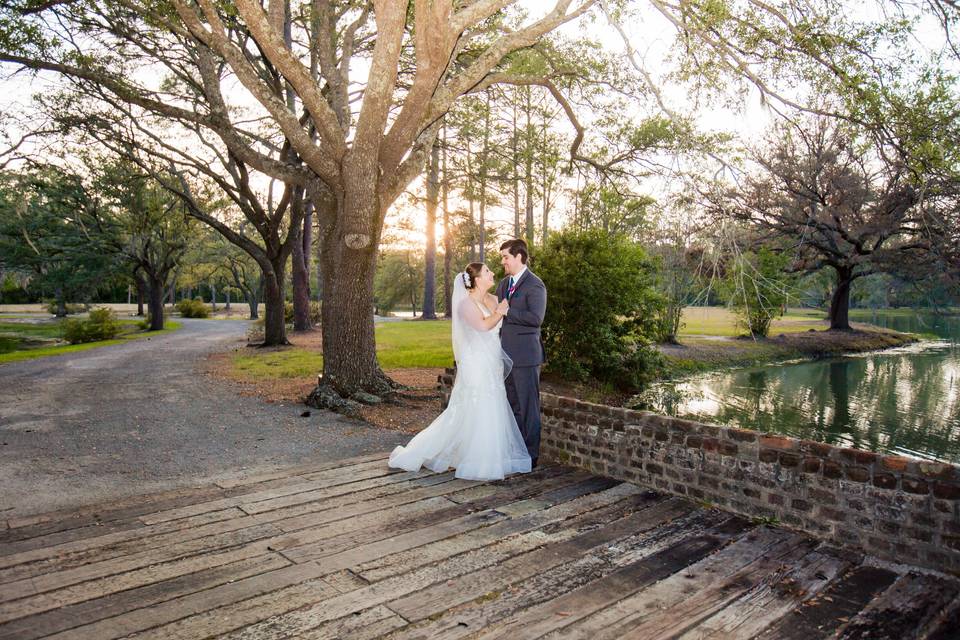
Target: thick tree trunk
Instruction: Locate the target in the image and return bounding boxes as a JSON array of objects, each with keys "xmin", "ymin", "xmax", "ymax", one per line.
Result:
[
  {"xmin": 261, "ymin": 260, "xmax": 289, "ymax": 346},
  {"xmin": 245, "ymin": 286, "xmax": 259, "ymax": 319},
  {"xmin": 133, "ymin": 273, "xmax": 146, "ymax": 316},
  {"xmin": 54, "ymin": 287, "xmax": 66, "ymax": 318},
  {"xmin": 421, "ymin": 140, "xmax": 439, "ymax": 320},
  {"xmin": 225, "ymin": 288, "xmax": 231, "ymax": 311},
  {"xmin": 147, "ymin": 275, "xmax": 165, "ymax": 330},
  {"xmin": 291, "ymin": 187, "xmax": 313, "ymax": 331},
  {"xmin": 829, "ymin": 266, "xmax": 854, "ymax": 330}
]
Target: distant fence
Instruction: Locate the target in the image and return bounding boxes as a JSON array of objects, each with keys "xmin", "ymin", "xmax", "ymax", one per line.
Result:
[{"xmin": 439, "ymin": 369, "xmax": 960, "ymax": 575}]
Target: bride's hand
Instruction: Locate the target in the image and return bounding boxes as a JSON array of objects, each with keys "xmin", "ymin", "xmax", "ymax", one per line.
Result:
[{"xmin": 496, "ymin": 299, "xmax": 509, "ymax": 315}]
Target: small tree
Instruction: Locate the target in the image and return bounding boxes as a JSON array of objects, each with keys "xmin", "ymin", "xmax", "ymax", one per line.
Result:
[
  {"xmin": 537, "ymin": 229, "xmax": 664, "ymax": 390},
  {"xmin": 723, "ymin": 247, "xmax": 794, "ymax": 338}
]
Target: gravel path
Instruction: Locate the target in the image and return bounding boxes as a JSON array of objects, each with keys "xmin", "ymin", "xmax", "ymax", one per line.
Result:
[{"xmin": 0, "ymin": 319, "xmax": 407, "ymax": 519}]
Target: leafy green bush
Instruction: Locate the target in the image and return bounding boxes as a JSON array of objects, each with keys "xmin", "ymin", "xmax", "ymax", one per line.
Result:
[
  {"xmin": 284, "ymin": 301, "xmax": 322, "ymax": 325},
  {"xmin": 45, "ymin": 301, "xmax": 87, "ymax": 315},
  {"xmin": 722, "ymin": 247, "xmax": 794, "ymax": 337},
  {"xmin": 176, "ymin": 297, "xmax": 210, "ymax": 318},
  {"xmin": 537, "ymin": 229, "xmax": 666, "ymax": 390},
  {"xmin": 62, "ymin": 308, "xmax": 121, "ymax": 344}
]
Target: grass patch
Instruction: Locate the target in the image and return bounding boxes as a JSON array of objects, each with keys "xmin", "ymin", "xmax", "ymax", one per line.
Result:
[
  {"xmin": 0, "ymin": 321, "xmax": 181, "ymax": 365},
  {"xmin": 679, "ymin": 307, "xmax": 826, "ymax": 337},
  {"xmin": 231, "ymin": 320, "xmax": 453, "ymax": 380}
]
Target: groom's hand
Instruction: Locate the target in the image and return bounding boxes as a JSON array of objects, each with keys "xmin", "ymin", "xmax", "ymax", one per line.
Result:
[{"xmin": 496, "ymin": 299, "xmax": 509, "ymax": 315}]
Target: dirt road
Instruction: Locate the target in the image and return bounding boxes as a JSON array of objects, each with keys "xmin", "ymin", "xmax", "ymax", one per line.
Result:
[{"xmin": 0, "ymin": 319, "xmax": 406, "ymax": 519}]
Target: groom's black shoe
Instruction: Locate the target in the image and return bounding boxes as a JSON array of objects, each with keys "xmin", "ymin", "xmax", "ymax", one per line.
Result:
[{"xmin": 531, "ymin": 457, "xmax": 538, "ymax": 469}]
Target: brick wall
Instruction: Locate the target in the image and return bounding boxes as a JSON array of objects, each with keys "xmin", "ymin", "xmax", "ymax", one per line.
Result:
[{"xmin": 437, "ymin": 369, "xmax": 960, "ymax": 575}]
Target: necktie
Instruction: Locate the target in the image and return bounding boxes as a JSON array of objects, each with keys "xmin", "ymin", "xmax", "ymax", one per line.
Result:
[{"xmin": 508, "ymin": 276, "xmax": 516, "ymax": 298}]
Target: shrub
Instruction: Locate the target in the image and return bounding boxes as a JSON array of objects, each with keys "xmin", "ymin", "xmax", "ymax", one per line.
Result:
[
  {"xmin": 284, "ymin": 301, "xmax": 322, "ymax": 325},
  {"xmin": 45, "ymin": 301, "xmax": 87, "ymax": 315},
  {"xmin": 176, "ymin": 297, "xmax": 210, "ymax": 318},
  {"xmin": 537, "ymin": 229, "xmax": 666, "ymax": 390},
  {"xmin": 722, "ymin": 247, "xmax": 794, "ymax": 337},
  {"xmin": 62, "ymin": 308, "xmax": 121, "ymax": 344}
]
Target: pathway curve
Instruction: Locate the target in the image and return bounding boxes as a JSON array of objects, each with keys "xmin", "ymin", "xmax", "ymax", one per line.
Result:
[{"xmin": 0, "ymin": 319, "xmax": 406, "ymax": 520}]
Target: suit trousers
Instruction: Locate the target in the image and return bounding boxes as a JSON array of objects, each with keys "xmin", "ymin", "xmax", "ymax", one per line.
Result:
[{"xmin": 505, "ymin": 364, "xmax": 541, "ymax": 461}]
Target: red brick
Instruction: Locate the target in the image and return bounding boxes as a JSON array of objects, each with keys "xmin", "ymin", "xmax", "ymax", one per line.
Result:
[
  {"xmin": 801, "ymin": 440, "xmax": 834, "ymax": 457},
  {"xmin": 823, "ymin": 461, "xmax": 843, "ymax": 479},
  {"xmin": 760, "ymin": 435, "xmax": 799, "ymax": 451},
  {"xmin": 845, "ymin": 466, "xmax": 870, "ymax": 483},
  {"xmin": 880, "ymin": 455, "xmax": 912, "ymax": 473},
  {"xmin": 902, "ymin": 477, "xmax": 929, "ymax": 495},
  {"xmin": 839, "ymin": 448, "xmax": 879, "ymax": 465},
  {"xmin": 919, "ymin": 461, "xmax": 958, "ymax": 481},
  {"xmin": 802, "ymin": 457, "xmax": 821, "ymax": 474},
  {"xmin": 759, "ymin": 448, "xmax": 778, "ymax": 463},
  {"xmin": 932, "ymin": 482, "xmax": 960, "ymax": 500},
  {"xmin": 727, "ymin": 428, "xmax": 758, "ymax": 443},
  {"xmin": 685, "ymin": 435, "xmax": 702, "ymax": 449},
  {"xmin": 702, "ymin": 437, "xmax": 720, "ymax": 452},
  {"xmin": 779, "ymin": 452, "xmax": 801, "ymax": 468},
  {"xmin": 872, "ymin": 473, "xmax": 898, "ymax": 490},
  {"xmin": 720, "ymin": 441, "xmax": 738, "ymax": 456}
]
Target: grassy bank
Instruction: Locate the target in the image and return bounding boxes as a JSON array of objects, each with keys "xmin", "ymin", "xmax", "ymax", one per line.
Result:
[{"xmin": 0, "ymin": 317, "xmax": 182, "ymax": 364}]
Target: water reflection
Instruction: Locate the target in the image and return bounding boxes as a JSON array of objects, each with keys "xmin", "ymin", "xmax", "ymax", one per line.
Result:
[{"xmin": 646, "ymin": 311, "xmax": 960, "ymax": 463}]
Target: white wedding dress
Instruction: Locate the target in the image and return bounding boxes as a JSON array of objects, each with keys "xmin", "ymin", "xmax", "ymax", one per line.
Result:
[{"xmin": 389, "ymin": 276, "xmax": 532, "ymax": 481}]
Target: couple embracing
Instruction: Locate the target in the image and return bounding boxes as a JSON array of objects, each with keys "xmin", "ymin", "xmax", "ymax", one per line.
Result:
[{"xmin": 389, "ymin": 239, "xmax": 547, "ymax": 481}]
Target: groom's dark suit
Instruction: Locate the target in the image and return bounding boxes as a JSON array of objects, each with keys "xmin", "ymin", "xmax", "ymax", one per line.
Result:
[{"xmin": 496, "ymin": 268, "xmax": 547, "ymax": 464}]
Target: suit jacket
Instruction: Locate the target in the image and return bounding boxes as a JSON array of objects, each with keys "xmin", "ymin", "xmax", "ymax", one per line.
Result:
[{"xmin": 496, "ymin": 269, "xmax": 547, "ymax": 367}]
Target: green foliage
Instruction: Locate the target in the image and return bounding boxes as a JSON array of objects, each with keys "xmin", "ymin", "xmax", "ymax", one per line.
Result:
[
  {"xmin": 537, "ymin": 229, "xmax": 665, "ymax": 390},
  {"xmin": 722, "ymin": 247, "xmax": 794, "ymax": 337},
  {"xmin": 176, "ymin": 297, "xmax": 210, "ymax": 318},
  {"xmin": 44, "ymin": 301, "xmax": 87, "ymax": 315},
  {"xmin": 284, "ymin": 301, "xmax": 322, "ymax": 325},
  {"xmin": 0, "ymin": 168, "xmax": 121, "ymax": 311},
  {"xmin": 374, "ymin": 250, "xmax": 423, "ymax": 315},
  {"xmin": 62, "ymin": 308, "xmax": 121, "ymax": 344}
]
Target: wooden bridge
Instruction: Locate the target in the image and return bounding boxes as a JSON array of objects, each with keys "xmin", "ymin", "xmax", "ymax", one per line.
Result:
[{"xmin": 1, "ymin": 453, "xmax": 958, "ymax": 639}]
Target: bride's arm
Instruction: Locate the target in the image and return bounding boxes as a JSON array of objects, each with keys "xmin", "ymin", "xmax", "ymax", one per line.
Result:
[{"xmin": 459, "ymin": 299, "xmax": 506, "ymax": 332}]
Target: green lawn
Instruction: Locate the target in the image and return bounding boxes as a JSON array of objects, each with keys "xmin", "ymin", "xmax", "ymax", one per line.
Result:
[
  {"xmin": 0, "ymin": 319, "xmax": 181, "ymax": 364},
  {"xmin": 232, "ymin": 320, "xmax": 454, "ymax": 379},
  {"xmin": 678, "ymin": 307, "xmax": 827, "ymax": 337}
]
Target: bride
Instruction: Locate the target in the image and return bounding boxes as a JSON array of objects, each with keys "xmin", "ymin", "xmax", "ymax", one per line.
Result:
[{"xmin": 388, "ymin": 262, "xmax": 532, "ymax": 481}]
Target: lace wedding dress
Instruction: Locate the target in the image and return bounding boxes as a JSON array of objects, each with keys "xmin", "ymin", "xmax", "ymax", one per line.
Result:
[{"xmin": 388, "ymin": 275, "xmax": 532, "ymax": 481}]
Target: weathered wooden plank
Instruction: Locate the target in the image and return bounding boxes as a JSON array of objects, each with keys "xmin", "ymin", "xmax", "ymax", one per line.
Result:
[
  {"xmin": 289, "ymin": 605, "xmax": 408, "ymax": 640},
  {"xmin": 354, "ymin": 485, "xmax": 661, "ymax": 583},
  {"xmin": 752, "ymin": 565, "xmax": 900, "ymax": 640},
  {"xmin": 381, "ymin": 507, "xmax": 734, "ymax": 640},
  {"xmin": 0, "ymin": 553, "xmax": 289, "ymax": 640},
  {"xmin": 276, "ymin": 474, "xmax": 608, "ymax": 564},
  {"xmin": 198, "ymin": 485, "xmax": 672, "ymax": 640},
  {"xmin": 0, "ymin": 522, "xmax": 283, "ymax": 603},
  {"xmin": 139, "ymin": 463, "xmax": 405, "ymax": 526},
  {"xmin": 462, "ymin": 517, "xmax": 754, "ymax": 640},
  {"xmin": 124, "ymin": 474, "xmax": 610, "ymax": 639},
  {"xmin": 43, "ymin": 563, "xmax": 339, "ymax": 640},
  {"xmin": 675, "ymin": 546, "xmax": 850, "ymax": 640},
  {"xmin": 214, "ymin": 452, "xmax": 391, "ymax": 489},
  {"xmin": 0, "ymin": 507, "xmax": 247, "ymax": 575},
  {"xmin": 388, "ymin": 499, "xmax": 719, "ymax": 625},
  {"xmin": 0, "ymin": 485, "xmax": 228, "ymax": 545},
  {"xmin": 835, "ymin": 572, "xmax": 960, "ymax": 640},
  {"xmin": 554, "ymin": 529, "xmax": 816, "ymax": 639}
]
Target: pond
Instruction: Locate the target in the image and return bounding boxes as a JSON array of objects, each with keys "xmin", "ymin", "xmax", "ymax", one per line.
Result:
[{"xmin": 642, "ymin": 310, "xmax": 960, "ymax": 463}]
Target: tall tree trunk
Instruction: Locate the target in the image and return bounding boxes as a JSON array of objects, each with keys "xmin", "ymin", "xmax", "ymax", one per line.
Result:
[
  {"xmin": 465, "ymin": 148, "xmax": 477, "ymax": 262},
  {"xmin": 442, "ymin": 125, "xmax": 452, "ymax": 318},
  {"xmin": 225, "ymin": 288, "xmax": 231, "ymax": 311},
  {"xmin": 541, "ymin": 114, "xmax": 551, "ymax": 243},
  {"xmin": 829, "ymin": 266, "xmax": 854, "ymax": 330},
  {"xmin": 147, "ymin": 275, "xmax": 165, "ymax": 330},
  {"xmin": 512, "ymin": 94, "xmax": 521, "ymax": 238},
  {"xmin": 133, "ymin": 272, "xmax": 146, "ymax": 317},
  {"xmin": 524, "ymin": 87, "xmax": 535, "ymax": 249},
  {"xmin": 291, "ymin": 190, "xmax": 313, "ymax": 331},
  {"xmin": 478, "ymin": 91, "xmax": 491, "ymax": 260},
  {"xmin": 210, "ymin": 281, "xmax": 217, "ymax": 311},
  {"xmin": 421, "ymin": 139, "xmax": 439, "ymax": 320},
  {"xmin": 261, "ymin": 258, "xmax": 289, "ymax": 345},
  {"xmin": 54, "ymin": 287, "xmax": 66, "ymax": 318}
]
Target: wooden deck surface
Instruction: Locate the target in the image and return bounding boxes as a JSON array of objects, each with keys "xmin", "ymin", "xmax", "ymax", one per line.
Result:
[{"xmin": 1, "ymin": 453, "xmax": 958, "ymax": 640}]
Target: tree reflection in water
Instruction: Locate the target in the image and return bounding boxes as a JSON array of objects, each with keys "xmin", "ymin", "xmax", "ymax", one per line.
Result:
[{"xmin": 643, "ymin": 312, "xmax": 960, "ymax": 462}]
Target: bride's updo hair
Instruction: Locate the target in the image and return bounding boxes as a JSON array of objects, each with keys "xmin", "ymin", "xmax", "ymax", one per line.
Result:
[{"xmin": 464, "ymin": 262, "xmax": 485, "ymax": 290}]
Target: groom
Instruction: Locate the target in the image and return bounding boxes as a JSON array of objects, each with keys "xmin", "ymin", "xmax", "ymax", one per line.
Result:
[{"xmin": 496, "ymin": 239, "xmax": 547, "ymax": 468}]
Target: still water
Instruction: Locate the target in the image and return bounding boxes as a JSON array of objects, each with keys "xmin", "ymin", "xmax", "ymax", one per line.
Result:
[{"xmin": 643, "ymin": 311, "xmax": 960, "ymax": 463}]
